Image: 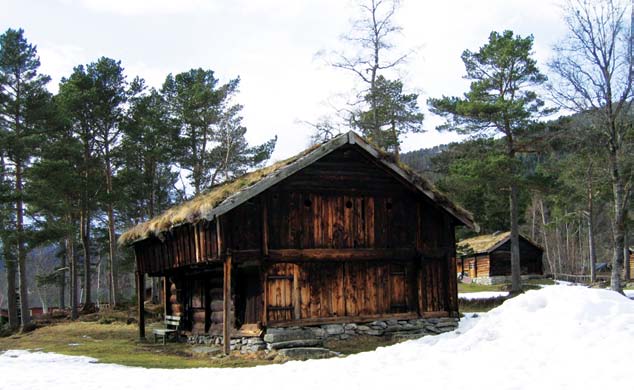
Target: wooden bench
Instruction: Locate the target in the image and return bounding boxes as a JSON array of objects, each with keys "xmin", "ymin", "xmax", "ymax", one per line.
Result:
[{"xmin": 153, "ymin": 315, "xmax": 181, "ymax": 345}]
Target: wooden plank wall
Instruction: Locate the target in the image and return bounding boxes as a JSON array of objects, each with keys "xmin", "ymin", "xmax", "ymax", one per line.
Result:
[
  {"xmin": 264, "ymin": 192, "xmax": 416, "ymax": 250},
  {"xmin": 135, "ymin": 221, "xmax": 219, "ymax": 275},
  {"xmin": 264, "ymin": 261, "xmax": 420, "ymax": 324}
]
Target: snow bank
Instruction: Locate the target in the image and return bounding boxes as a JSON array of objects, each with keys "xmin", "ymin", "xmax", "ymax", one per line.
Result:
[
  {"xmin": 1, "ymin": 286, "xmax": 633, "ymax": 390},
  {"xmin": 458, "ymin": 291, "xmax": 509, "ymax": 300}
]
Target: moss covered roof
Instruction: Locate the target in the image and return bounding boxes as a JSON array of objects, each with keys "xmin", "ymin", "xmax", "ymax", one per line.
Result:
[
  {"xmin": 458, "ymin": 231, "xmax": 543, "ymax": 256},
  {"xmin": 119, "ymin": 131, "xmax": 476, "ymax": 245}
]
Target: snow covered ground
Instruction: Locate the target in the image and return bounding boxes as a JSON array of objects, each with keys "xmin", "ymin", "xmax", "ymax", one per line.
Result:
[
  {"xmin": 458, "ymin": 291, "xmax": 509, "ymax": 300},
  {"xmin": 2, "ymin": 285, "xmax": 633, "ymax": 390}
]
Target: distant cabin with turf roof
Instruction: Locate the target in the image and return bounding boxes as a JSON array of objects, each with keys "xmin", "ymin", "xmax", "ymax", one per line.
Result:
[
  {"xmin": 120, "ymin": 131, "xmax": 476, "ymax": 354},
  {"xmin": 457, "ymin": 232, "xmax": 543, "ymax": 285}
]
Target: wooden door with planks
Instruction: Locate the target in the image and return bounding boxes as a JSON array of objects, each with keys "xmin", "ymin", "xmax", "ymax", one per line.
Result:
[{"xmin": 264, "ymin": 263, "xmax": 298, "ymax": 323}]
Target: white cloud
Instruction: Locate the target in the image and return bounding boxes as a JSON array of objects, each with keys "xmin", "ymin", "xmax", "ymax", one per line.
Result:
[{"xmin": 63, "ymin": 0, "xmax": 219, "ymax": 16}]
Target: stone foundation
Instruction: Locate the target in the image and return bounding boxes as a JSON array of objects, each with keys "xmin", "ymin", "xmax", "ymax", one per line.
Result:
[
  {"xmin": 471, "ymin": 274, "xmax": 543, "ymax": 285},
  {"xmin": 188, "ymin": 317, "xmax": 460, "ymax": 356}
]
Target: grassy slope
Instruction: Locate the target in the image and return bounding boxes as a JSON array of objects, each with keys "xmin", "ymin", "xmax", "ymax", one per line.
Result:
[{"xmin": 0, "ymin": 321, "xmax": 270, "ymax": 369}]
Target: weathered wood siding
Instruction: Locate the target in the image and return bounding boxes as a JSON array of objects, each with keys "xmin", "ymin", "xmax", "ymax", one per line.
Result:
[
  {"xmin": 135, "ymin": 221, "xmax": 220, "ymax": 275},
  {"xmin": 134, "ymin": 145, "xmax": 460, "ymax": 330},
  {"xmin": 263, "ymin": 260, "xmax": 423, "ymax": 324}
]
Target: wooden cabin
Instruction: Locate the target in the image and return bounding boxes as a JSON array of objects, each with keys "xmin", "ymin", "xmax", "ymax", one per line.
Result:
[
  {"xmin": 120, "ymin": 131, "xmax": 475, "ymax": 351},
  {"xmin": 457, "ymin": 232, "xmax": 543, "ymax": 284}
]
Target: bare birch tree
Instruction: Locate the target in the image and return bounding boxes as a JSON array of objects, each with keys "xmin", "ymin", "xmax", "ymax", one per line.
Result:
[{"xmin": 549, "ymin": 0, "xmax": 634, "ymax": 293}]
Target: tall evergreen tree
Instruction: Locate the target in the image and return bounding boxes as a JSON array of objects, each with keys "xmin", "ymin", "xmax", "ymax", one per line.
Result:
[
  {"xmin": 162, "ymin": 69, "xmax": 236, "ymax": 195},
  {"xmin": 162, "ymin": 69, "xmax": 275, "ymax": 195},
  {"xmin": 429, "ymin": 31, "xmax": 552, "ymax": 292},
  {"xmin": 354, "ymin": 75, "xmax": 424, "ymax": 157},
  {"xmin": 58, "ymin": 57, "xmax": 134, "ymax": 307},
  {"xmin": 28, "ymin": 95, "xmax": 85, "ymax": 315},
  {"xmin": 0, "ymin": 28, "xmax": 51, "ymax": 329},
  {"xmin": 117, "ymin": 87, "xmax": 179, "ymax": 223}
]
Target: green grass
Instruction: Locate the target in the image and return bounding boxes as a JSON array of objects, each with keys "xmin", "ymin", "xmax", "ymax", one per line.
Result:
[
  {"xmin": 458, "ymin": 278, "xmax": 554, "ymax": 312},
  {"xmin": 458, "ymin": 283, "xmax": 507, "ymax": 293},
  {"xmin": 0, "ymin": 320, "xmax": 272, "ymax": 369}
]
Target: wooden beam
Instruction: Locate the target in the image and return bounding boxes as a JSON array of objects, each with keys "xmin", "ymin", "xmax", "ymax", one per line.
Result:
[
  {"xmin": 262, "ymin": 248, "xmax": 417, "ymax": 262},
  {"xmin": 269, "ymin": 312, "xmax": 419, "ymax": 327},
  {"xmin": 136, "ymin": 271, "xmax": 145, "ymax": 341},
  {"xmin": 222, "ymin": 252, "xmax": 232, "ymax": 355}
]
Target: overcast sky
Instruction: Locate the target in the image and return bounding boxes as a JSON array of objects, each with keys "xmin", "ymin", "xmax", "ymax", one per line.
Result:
[{"xmin": 2, "ymin": 0, "xmax": 567, "ymax": 160}]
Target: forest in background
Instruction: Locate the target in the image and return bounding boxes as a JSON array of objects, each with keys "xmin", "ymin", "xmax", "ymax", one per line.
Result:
[{"xmin": 1, "ymin": 0, "xmax": 633, "ymax": 332}]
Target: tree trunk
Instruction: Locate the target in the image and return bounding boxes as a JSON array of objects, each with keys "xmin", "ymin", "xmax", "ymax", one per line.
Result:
[
  {"xmin": 609, "ymin": 150, "xmax": 625, "ymax": 293},
  {"xmin": 80, "ymin": 137, "xmax": 92, "ymax": 308},
  {"xmin": 15, "ymin": 160, "xmax": 31, "ymax": 328},
  {"xmin": 539, "ymin": 199, "xmax": 554, "ymax": 276},
  {"xmin": 587, "ymin": 179, "xmax": 597, "ymax": 283},
  {"xmin": 80, "ymin": 208, "xmax": 92, "ymax": 309},
  {"xmin": 59, "ymin": 238, "xmax": 66, "ymax": 309},
  {"xmin": 4, "ymin": 242, "xmax": 18, "ymax": 329},
  {"xmin": 68, "ymin": 235, "xmax": 78, "ymax": 320},
  {"xmin": 623, "ymin": 223, "xmax": 630, "ymax": 281},
  {"xmin": 509, "ymin": 181, "xmax": 522, "ymax": 292},
  {"xmin": 105, "ymin": 154, "xmax": 118, "ymax": 306}
]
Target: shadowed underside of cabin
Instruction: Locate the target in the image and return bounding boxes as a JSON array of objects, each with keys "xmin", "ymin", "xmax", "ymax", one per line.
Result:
[{"xmin": 125, "ymin": 132, "xmax": 475, "ymax": 350}]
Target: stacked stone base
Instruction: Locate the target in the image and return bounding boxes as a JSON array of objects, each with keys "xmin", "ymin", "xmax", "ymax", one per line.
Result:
[
  {"xmin": 188, "ymin": 317, "xmax": 460, "ymax": 357},
  {"xmin": 471, "ymin": 274, "xmax": 543, "ymax": 285}
]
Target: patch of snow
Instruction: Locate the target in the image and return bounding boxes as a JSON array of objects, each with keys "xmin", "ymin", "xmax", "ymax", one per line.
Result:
[
  {"xmin": 458, "ymin": 291, "xmax": 509, "ymax": 300},
  {"xmin": 1, "ymin": 286, "xmax": 633, "ymax": 390},
  {"xmin": 553, "ymin": 280, "xmax": 575, "ymax": 285},
  {"xmin": 624, "ymin": 290, "xmax": 634, "ymax": 298}
]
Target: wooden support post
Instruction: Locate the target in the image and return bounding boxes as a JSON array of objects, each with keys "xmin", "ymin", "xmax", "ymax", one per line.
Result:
[
  {"xmin": 163, "ymin": 276, "xmax": 168, "ymax": 318},
  {"xmin": 136, "ymin": 271, "xmax": 145, "ymax": 340},
  {"xmin": 223, "ymin": 252, "xmax": 232, "ymax": 355},
  {"xmin": 216, "ymin": 217, "xmax": 223, "ymax": 258},
  {"xmin": 293, "ymin": 265, "xmax": 300, "ymax": 320},
  {"xmin": 262, "ymin": 199, "xmax": 269, "ymax": 256}
]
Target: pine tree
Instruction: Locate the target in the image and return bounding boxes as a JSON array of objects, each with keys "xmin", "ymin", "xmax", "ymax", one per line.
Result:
[
  {"xmin": 429, "ymin": 31, "xmax": 553, "ymax": 292},
  {"xmin": 0, "ymin": 28, "xmax": 52, "ymax": 329}
]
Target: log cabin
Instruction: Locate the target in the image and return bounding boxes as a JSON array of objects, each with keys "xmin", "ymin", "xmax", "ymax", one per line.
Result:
[
  {"xmin": 120, "ymin": 131, "xmax": 476, "ymax": 352},
  {"xmin": 457, "ymin": 232, "xmax": 543, "ymax": 285}
]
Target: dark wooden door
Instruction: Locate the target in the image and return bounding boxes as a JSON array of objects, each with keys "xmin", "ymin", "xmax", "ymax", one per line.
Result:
[{"xmin": 265, "ymin": 263, "xmax": 296, "ymax": 323}]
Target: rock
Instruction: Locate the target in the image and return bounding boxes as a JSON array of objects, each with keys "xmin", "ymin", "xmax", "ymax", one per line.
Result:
[
  {"xmin": 309, "ymin": 327, "xmax": 327, "ymax": 338},
  {"xmin": 263, "ymin": 329, "xmax": 316, "ymax": 343},
  {"xmin": 386, "ymin": 319, "xmax": 399, "ymax": 326},
  {"xmin": 344, "ymin": 323, "xmax": 357, "ymax": 330},
  {"xmin": 277, "ymin": 347, "xmax": 338, "ymax": 360},
  {"xmin": 322, "ymin": 324, "xmax": 345, "ymax": 335},
  {"xmin": 191, "ymin": 346, "xmax": 222, "ymax": 356},
  {"xmin": 424, "ymin": 325, "xmax": 440, "ymax": 334},
  {"xmin": 269, "ymin": 339, "xmax": 324, "ymax": 350},
  {"xmin": 364, "ymin": 329, "xmax": 384, "ymax": 336},
  {"xmin": 369, "ymin": 321, "xmax": 387, "ymax": 329},
  {"xmin": 356, "ymin": 325, "xmax": 371, "ymax": 332},
  {"xmin": 384, "ymin": 325, "xmax": 403, "ymax": 333},
  {"xmin": 392, "ymin": 331, "xmax": 428, "ymax": 340}
]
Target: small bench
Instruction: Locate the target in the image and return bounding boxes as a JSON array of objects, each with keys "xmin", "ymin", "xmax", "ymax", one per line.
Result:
[{"xmin": 153, "ymin": 315, "xmax": 181, "ymax": 345}]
